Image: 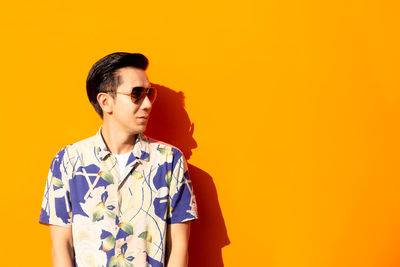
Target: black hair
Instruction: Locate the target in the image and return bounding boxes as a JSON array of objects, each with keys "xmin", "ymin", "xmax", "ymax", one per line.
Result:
[{"xmin": 86, "ymin": 52, "xmax": 149, "ymax": 118}]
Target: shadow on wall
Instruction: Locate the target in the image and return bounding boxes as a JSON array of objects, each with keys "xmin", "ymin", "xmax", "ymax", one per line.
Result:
[{"xmin": 145, "ymin": 84, "xmax": 230, "ymax": 267}]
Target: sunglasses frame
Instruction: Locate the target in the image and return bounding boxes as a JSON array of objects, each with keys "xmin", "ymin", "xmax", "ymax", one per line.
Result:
[{"xmin": 114, "ymin": 86, "xmax": 157, "ymax": 104}]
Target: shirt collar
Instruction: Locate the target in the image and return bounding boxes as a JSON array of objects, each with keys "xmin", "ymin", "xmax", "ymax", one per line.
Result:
[{"xmin": 94, "ymin": 126, "xmax": 150, "ymax": 162}]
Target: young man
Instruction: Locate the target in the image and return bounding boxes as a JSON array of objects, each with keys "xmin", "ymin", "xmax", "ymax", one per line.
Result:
[{"xmin": 39, "ymin": 52, "xmax": 198, "ymax": 267}]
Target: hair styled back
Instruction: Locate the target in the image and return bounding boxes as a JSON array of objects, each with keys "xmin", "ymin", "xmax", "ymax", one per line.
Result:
[{"xmin": 86, "ymin": 52, "xmax": 149, "ymax": 118}]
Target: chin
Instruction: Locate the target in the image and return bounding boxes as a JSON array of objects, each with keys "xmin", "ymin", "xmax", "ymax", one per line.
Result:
[{"xmin": 133, "ymin": 125, "xmax": 146, "ymax": 134}]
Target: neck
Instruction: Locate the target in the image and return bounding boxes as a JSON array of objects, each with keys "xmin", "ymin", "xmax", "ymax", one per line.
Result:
[{"xmin": 100, "ymin": 119, "xmax": 138, "ymax": 155}]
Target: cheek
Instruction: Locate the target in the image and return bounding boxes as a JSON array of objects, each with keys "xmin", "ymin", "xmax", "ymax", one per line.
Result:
[
  {"xmin": 133, "ymin": 105, "xmax": 141, "ymax": 113},
  {"xmin": 115, "ymin": 99, "xmax": 140, "ymax": 114}
]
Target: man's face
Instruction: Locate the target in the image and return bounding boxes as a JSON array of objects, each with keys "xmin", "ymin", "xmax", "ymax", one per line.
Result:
[{"xmin": 108, "ymin": 67, "xmax": 152, "ymax": 135}]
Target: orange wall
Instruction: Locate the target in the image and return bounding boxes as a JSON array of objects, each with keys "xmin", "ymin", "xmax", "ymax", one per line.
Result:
[{"xmin": 1, "ymin": 1, "xmax": 400, "ymax": 266}]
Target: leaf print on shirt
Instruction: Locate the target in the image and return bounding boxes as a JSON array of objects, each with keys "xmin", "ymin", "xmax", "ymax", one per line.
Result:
[
  {"xmin": 52, "ymin": 177, "xmax": 64, "ymax": 188},
  {"xmin": 102, "ymin": 235, "xmax": 116, "ymax": 252},
  {"xmin": 131, "ymin": 170, "xmax": 143, "ymax": 180},
  {"xmin": 99, "ymin": 170, "xmax": 114, "ymax": 184},
  {"xmin": 138, "ymin": 231, "xmax": 152, "ymax": 243},
  {"xmin": 81, "ymin": 187, "xmax": 117, "ymax": 222},
  {"xmin": 165, "ymin": 170, "xmax": 172, "ymax": 187},
  {"xmin": 109, "ymin": 239, "xmax": 136, "ymax": 267},
  {"xmin": 118, "ymin": 221, "xmax": 134, "ymax": 235},
  {"xmin": 157, "ymin": 146, "xmax": 174, "ymax": 157}
]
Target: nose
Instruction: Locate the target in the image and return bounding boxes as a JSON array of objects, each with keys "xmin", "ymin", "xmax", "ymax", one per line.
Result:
[{"xmin": 140, "ymin": 95, "xmax": 152, "ymax": 110}]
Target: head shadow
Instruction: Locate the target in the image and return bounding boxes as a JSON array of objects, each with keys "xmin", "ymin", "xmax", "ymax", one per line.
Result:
[{"xmin": 145, "ymin": 83, "xmax": 230, "ymax": 267}]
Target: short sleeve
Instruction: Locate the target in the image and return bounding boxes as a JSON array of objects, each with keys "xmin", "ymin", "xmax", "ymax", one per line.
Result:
[
  {"xmin": 167, "ymin": 149, "xmax": 198, "ymax": 224},
  {"xmin": 39, "ymin": 147, "xmax": 72, "ymax": 227}
]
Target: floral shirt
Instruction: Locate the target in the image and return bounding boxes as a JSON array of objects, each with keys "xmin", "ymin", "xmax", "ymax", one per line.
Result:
[{"xmin": 39, "ymin": 127, "xmax": 198, "ymax": 267}]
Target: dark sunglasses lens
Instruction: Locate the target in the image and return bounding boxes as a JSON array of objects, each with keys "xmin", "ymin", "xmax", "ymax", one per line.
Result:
[
  {"xmin": 130, "ymin": 87, "xmax": 157, "ymax": 103},
  {"xmin": 131, "ymin": 87, "xmax": 145, "ymax": 100},
  {"xmin": 147, "ymin": 88, "xmax": 157, "ymax": 103}
]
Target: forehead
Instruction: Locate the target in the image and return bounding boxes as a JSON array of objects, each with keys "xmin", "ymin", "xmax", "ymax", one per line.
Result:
[{"xmin": 116, "ymin": 67, "xmax": 149, "ymax": 87}]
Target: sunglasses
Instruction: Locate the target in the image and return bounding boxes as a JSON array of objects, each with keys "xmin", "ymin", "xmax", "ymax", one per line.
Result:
[{"xmin": 114, "ymin": 86, "xmax": 157, "ymax": 104}]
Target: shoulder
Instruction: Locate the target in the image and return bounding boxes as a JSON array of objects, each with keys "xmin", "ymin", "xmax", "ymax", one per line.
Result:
[
  {"xmin": 143, "ymin": 135, "xmax": 184, "ymax": 159},
  {"xmin": 141, "ymin": 135, "xmax": 188, "ymax": 173},
  {"xmin": 67, "ymin": 134, "xmax": 98, "ymax": 155},
  {"xmin": 50, "ymin": 134, "xmax": 97, "ymax": 166}
]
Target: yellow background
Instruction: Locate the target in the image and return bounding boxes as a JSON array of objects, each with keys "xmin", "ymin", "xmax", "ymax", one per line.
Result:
[{"xmin": 1, "ymin": 0, "xmax": 400, "ymax": 266}]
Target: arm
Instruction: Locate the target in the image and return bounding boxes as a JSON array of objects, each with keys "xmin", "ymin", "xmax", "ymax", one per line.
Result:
[
  {"xmin": 50, "ymin": 225, "xmax": 75, "ymax": 267},
  {"xmin": 165, "ymin": 221, "xmax": 191, "ymax": 267}
]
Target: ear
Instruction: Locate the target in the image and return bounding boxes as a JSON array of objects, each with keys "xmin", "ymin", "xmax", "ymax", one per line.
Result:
[{"xmin": 97, "ymin": 92, "xmax": 114, "ymax": 116}]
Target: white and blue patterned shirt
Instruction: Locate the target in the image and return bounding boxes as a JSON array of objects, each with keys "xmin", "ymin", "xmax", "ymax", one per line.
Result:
[{"xmin": 39, "ymin": 127, "xmax": 198, "ymax": 267}]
